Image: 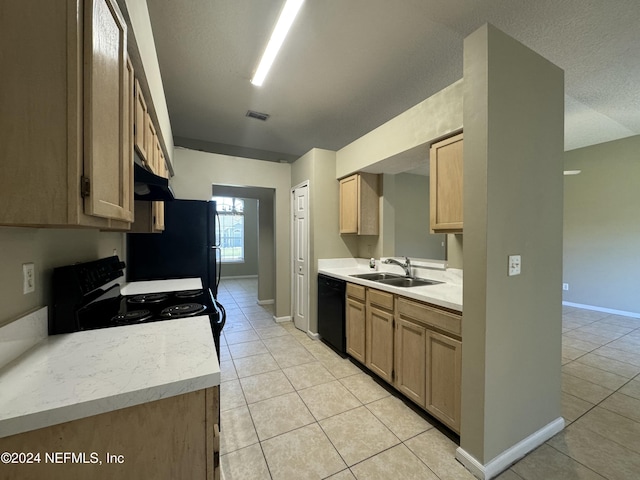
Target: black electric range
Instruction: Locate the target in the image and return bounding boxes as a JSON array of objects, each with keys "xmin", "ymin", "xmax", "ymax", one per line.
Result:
[{"xmin": 50, "ymin": 256, "xmax": 225, "ymax": 358}]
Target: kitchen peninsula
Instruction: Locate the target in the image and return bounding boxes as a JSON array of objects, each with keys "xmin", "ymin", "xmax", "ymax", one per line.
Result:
[
  {"xmin": 0, "ymin": 309, "xmax": 220, "ymax": 480},
  {"xmin": 319, "ymin": 258, "xmax": 463, "ymax": 432}
]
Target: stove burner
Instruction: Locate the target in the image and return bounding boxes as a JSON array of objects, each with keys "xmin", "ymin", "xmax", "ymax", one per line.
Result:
[
  {"xmin": 127, "ymin": 293, "xmax": 169, "ymax": 304},
  {"xmin": 111, "ymin": 309, "xmax": 153, "ymax": 324},
  {"xmin": 160, "ymin": 303, "xmax": 206, "ymax": 319},
  {"xmin": 174, "ymin": 289, "xmax": 203, "ymax": 299}
]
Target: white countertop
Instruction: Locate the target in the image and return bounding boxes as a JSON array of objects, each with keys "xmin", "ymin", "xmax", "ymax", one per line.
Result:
[
  {"xmin": 0, "ymin": 277, "xmax": 220, "ymax": 439},
  {"xmin": 121, "ymin": 277, "xmax": 203, "ymax": 295},
  {"xmin": 318, "ymin": 258, "xmax": 463, "ymax": 312}
]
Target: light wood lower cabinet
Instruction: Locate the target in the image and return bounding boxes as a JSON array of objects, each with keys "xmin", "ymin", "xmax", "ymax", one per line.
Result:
[
  {"xmin": 344, "ymin": 282, "xmax": 462, "ymax": 433},
  {"xmin": 394, "ymin": 317, "xmax": 427, "ymax": 407},
  {"xmin": 366, "ymin": 289, "xmax": 394, "ymax": 383},
  {"xmin": 396, "ymin": 296, "xmax": 462, "ymax": 433},
  {"xmin": 346, "ymin": 284, "xmax": 366, "ymax": 363},
  {"xmin": 0, "ymin": 387, "xmax": 220, "ymax": 480},
  {"xmin": 426, "ymin": 330, "xmax": 462, "ymax": 433}
]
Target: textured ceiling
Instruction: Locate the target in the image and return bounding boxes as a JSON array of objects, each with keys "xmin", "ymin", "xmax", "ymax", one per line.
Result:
[{"xmin": 147, "ymin": 0, "xmax": 640, "ymax": 162}]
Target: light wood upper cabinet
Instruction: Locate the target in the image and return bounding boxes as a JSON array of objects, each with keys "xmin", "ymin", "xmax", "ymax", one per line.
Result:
[
  {"xmin": 430, "ymin": 132, "xmax": 463, "ymax": 233},
  {"xmin": 83, "ymin": 0, "xmax": 132, "ymax": 223},
  {"xmin": 130, "ymin": 201, "xmax": 164, "ymax": 233},
  {"xmin": 365, "ymin": 289, "xmax": 394, "ymax": 383},
  {"xmin": 339, "ymin": 173, "xmax": 380, "ymax": 235},
  {"xmin": 129, "ymin": 142, "xmax": 167, "ymax": 233},
  {"xmin": 134, "ymin": 79, "xmax": 149, "ymax": 161},
  {"xmin": 346, "ymin": 284, "xmax": 366, "ymax": 363},
  {"xmin": 104, "ymin": 54, "xmax": 135, "ymax": 232},
  {"xmin": 0, "ymin": 0, "xmax": 133, "ymax": 227},
  {"xmin": 145, "ymin": 114, "xmax": 158, "ymax": 173}
]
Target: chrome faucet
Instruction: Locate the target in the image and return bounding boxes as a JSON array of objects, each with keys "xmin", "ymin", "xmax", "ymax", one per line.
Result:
[{"xmin": 383, "ymin": 257, "xmax": 412, "ymax": 277}]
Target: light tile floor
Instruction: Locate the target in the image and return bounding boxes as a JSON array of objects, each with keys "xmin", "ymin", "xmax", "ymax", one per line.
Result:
[{"xmin": 217, "ymin": 278, "xmax": 640, "ymax": 479}]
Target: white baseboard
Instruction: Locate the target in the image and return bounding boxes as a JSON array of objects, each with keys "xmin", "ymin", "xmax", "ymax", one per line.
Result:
[
  {"xmin": 455, "ymin": 417, "xmax": 565, "ymax": 480},
  {"xmin": 273, "ymin": 315, "xmax": 292, "ymax": 323},
  {"xmin": 257, "ymin": 299, "xmax": 274, "ymax": 305},
  {"xmin": 563, "ymin": 301, "xmax": 640, "ymax": 319},
  {"xmin": 307, "ymin": 331, "xmax": 320, "ymax": 340}
]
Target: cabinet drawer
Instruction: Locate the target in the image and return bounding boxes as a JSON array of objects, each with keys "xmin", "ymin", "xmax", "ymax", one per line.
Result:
[
  {"xmin": 346, "ymin": 283, "xmax": 365, "ymax": 301},
  {"xmin": 397, "ymin": 297, "xmax": 461, "ymax": 337},
  {"xmin": 368, "ymin": 288, "xmax": 394, "ymax": 311}
]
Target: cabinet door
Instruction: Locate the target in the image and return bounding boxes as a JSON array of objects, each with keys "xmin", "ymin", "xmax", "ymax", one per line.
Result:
[
  {"xmin": 339, "ymin": 175, "xmax": 359, "ymax": 234},
  {"xmin": 144, "ymin": 113, "xmax": 157, "ymax": 172},
  {"xmin": 426, "ymin": 330, "xmax": 462, "ymax": 433},
  {"xmin": 346, "ymin": 297, "xmax": 366, "ymax": 363},
  {"xmin": 430, "ymin": 132, "xmax": 463, "ymax": 233},
  {"xmin": 104, "ymin": 54, "xmax": 135, "ymax": 231},
  {"xmin": 153, "ymin": 201, "xmax": 165, "ymax": 232},
  {"xmin": 366, "ymin": 305, "xmax": 394, "ymax": 382},
  {"xmin": 83, "ymin": 0, "xmax": 133, "ymax": 222},
  {"xmin": 395, "ymin": 318, "xmax": 426, "ymax": 407},
  {"xmin": 134, "ymin": 79, "xmax": 149, "ymax": 161},
  {"xmin": 156, "ymin": 137, "xmax": 166, "ymax": 175}
]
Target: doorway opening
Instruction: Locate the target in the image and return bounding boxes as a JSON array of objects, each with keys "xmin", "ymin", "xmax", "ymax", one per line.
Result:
[{"xmin": 212, "ymin": 185, "xmax": 276, "ymax": 307}]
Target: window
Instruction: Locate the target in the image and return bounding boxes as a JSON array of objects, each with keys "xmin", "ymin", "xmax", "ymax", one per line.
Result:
[{"xmin": 212, "ymin": 197, "xmax": 245, "ymax": 263}]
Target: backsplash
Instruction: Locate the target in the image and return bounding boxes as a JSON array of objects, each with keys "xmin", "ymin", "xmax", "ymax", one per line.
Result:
[
  {"xmin": 0, "ymin": 227, "xmax": 123, "ymax": 325},
  {"xmin": 0, "ymin": 307, "xmax": 47, "ymax": 370}
]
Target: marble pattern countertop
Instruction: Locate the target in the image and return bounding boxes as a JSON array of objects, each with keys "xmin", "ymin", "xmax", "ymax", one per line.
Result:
[
  {"xmin": 318, "ymin": 258, "xmax": 463, "ymax": 312},
  {"xmin": 121, "ymin": 277, "xmax": 203, "ymax": 295},
  {"xmin": 0, "ymin": 277, "xmax": 220, "ymax": 439}
]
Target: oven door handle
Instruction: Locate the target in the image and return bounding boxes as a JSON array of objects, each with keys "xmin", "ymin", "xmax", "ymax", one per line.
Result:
[{"xmin": 214, "ymin": 301, "xmax": 226, "ymax": 332}]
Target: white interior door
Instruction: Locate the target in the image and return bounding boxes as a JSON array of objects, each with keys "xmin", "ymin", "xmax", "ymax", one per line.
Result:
[{"xmin": 293, "ymin": 184, "xmax": 309, "ymax": 331}]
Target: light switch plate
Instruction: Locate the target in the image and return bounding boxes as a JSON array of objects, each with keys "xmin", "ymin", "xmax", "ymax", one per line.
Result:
[
  {"xmin": 23, "ymin": 262, "xmax": 35, "ymax": 294},
  {"xmin": 508, "ymin": 255, "xmax": 521, "ymax": 276}
]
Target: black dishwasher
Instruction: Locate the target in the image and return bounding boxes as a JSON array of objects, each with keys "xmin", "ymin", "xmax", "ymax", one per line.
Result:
[{"xmin": 317, "ymin": 274, "xmax": 346, "ymax": 355}]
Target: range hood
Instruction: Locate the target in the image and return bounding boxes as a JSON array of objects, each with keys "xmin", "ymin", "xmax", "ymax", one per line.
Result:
[{"xmin": 134, "ymin": 161, "xmax": 175, "ymax": 201}]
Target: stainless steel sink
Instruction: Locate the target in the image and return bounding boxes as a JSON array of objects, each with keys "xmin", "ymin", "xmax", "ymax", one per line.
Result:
[
  {"xmin": 376, "ymin": 277, "xmax": 443, "ymax": 288},
  {"xmin": 349, "ymin": 272, "xmax": 404, "ymax": 281}
]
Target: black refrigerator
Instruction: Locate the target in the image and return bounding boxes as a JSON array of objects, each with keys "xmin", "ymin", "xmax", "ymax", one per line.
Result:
[{"xmin": 127, "ymin": 200, "xmax": 221, "ymax": 297}]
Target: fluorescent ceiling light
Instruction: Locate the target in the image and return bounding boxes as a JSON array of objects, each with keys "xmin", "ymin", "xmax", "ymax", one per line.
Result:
[
  {"xmin": 251, "ymin": 0, "xmax": 304, "ymax": 87},
  {"xmin": 563, "ymin": 170, "xmax": 582, "ymax": 175}
]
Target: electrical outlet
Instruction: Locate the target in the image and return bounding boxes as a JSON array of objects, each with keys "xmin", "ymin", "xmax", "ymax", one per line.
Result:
[
  {"xmin": 508, "ymin": 255, "xmax": 521, "ymax": 276},
  {"xmin": 23, "ymin": 263, "xmax": 35, "ymax": 294},
  {"xmin": 563, "ymin": 283, "xmax": 569, "ymax": 291}
]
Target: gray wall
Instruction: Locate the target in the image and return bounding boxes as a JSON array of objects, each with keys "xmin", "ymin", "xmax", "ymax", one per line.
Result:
[
  {"xmin": 0, "ymin": 227, "xmax": 124, "ymax": 326},
  {"xmin": 393, "ymin": 173, "xmax": 446, "ymax": 259},
  {"xmin": 292, "ymin": 148, "xmax": 358, "ymax": 334},
  {"xmin": 257, "ymin": 195, "xmax": 275, "ymax": 303},
  {"xmin": 461, "ymin": 24, "xmax": 564, "ymax": 464},
  {"xmin": 171, "ymin": 148, "xmax": 289, "ymax": 317},
  {"xmin": 354, "ymin": 174, "xmax": 458, "ymax": 264},
  {"xmin": 563, "ymin": 135, "xmax": 640, "ymax": 314}
]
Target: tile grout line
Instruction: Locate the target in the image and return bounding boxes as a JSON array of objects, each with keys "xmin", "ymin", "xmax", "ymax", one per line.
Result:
[
  {"xmin": 530, "ymin": 442, "xmax": 604, "ymax": 480},
  {"xmin": 219, "ymin": 282, "xmax": 640, "ymax": 479},
  {"xmin": 221, "ymin": 287, "xmax": 277, "ymax": 476}
]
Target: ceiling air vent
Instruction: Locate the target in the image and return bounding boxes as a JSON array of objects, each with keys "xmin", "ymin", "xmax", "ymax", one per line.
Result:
[{"xmin": 246, "ymin": 110, "xmax": 270, "ymax": 121}]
